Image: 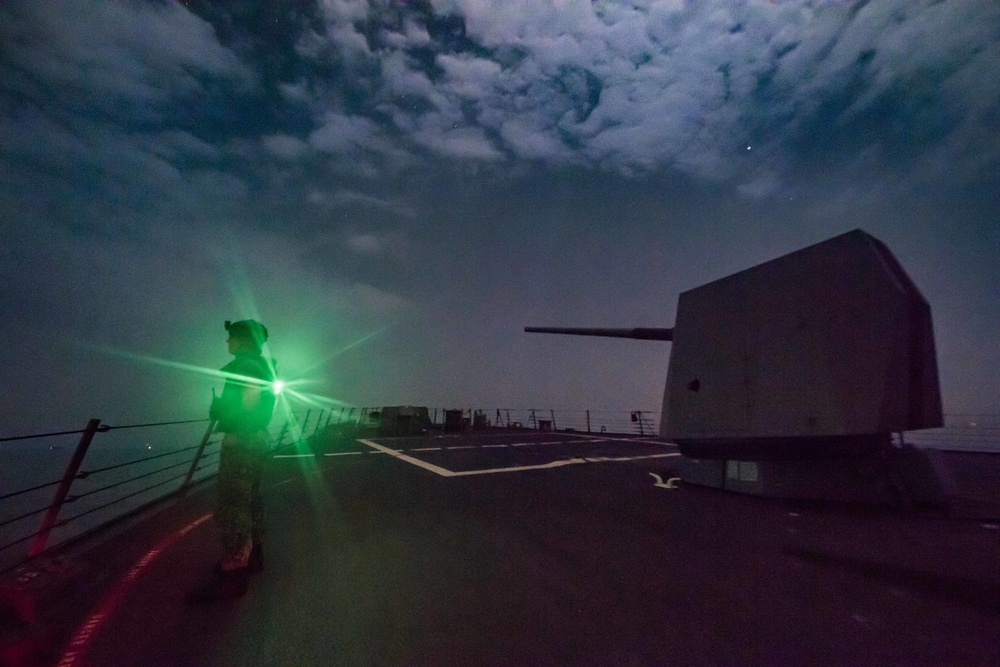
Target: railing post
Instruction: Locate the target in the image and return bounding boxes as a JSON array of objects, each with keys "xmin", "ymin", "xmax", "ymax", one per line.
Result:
[
  {"xmin": 29, "ymin": 418, "xmax": 103, "ymax": 557},
  {"xmin": 313, "ymin": 410, "xmax": 326, "ymax": 435},
  {"xmin": 551, "ymin": 409, "xmax": 556, "ymax": 431},
  {"xmin": 273, "ymin": 421, "xmax": 289, "ymax": 449},
  {"xmin": 181, "ymin": 419, "xmax": 218, "ymax": 493},
  {"xmin": 638, "ymin": 410, "xmax": 645, "ymax": 436},
  {"xmin": 300, "ymin": 409, "xmax": 312, "ymax": 440},
  {"xmin": 586, "ymin": 410, "xmax": 591, "ymax": 433}
]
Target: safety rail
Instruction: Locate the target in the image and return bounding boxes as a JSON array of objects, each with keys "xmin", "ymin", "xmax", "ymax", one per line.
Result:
[
  {"xmin": 416, "ymin": 408, "xmax": 660, "ymax": 436},
  {"xmin": 306, "ymin": 407, "xmax": 662, "ymax": 436},
  {"xmin": 325, "ymin": 407, "xmax": 1000, "ymax": 450},
  {"xmin": 0, "ymin": 409, "xmax": 317, "ymax": 574},
  {"xmin": 3, "ymin": 407, "xmax": 996, "ymax": 573}
]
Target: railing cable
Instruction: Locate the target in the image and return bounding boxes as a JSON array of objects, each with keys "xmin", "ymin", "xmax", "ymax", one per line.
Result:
[
  {"xmin": 71, "ymin": 458, "xmax": 202, "ymax": 501},
  {"xmin": 0, "ymin": 477, "xmax": 69, "ymax": 502},
  {"xmin": 80, "ymin": 440, "xmax": 218, "ymax": 476},
  {"xmin": 58, "ymin": 469, "xmax": 204, "ymax": 525},
  {"xmin": 0, "ymin": 425, "xmax": 110, "ymax": 443},
  {"xmin": 104, "ymin": 418, "xmax": 209, "ymax": 431}
]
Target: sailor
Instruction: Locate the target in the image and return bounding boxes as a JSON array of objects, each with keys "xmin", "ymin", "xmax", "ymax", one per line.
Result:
[{"xmin": 187, "ymin": 319, "xmax": 276, "ymax": 604}]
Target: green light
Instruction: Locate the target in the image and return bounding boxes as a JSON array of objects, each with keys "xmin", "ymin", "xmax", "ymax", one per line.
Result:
[{"xmin": 273, "ymin": 380, "xmax": 285, "ymax": 395}]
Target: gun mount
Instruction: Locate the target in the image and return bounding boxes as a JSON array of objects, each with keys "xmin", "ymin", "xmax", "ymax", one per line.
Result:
[
  {"xmin": 525, "ymin": 327, "xmax": 673, "ymax": 341},
  {"xmin": 526, "ymin": 229, "xmax": 943, "ymax": 464}
]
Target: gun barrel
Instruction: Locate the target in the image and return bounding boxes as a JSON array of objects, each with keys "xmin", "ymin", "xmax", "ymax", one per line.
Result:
[{"xmin": 524, "ymin": 327, "xmax": 673, "ymax": 341}]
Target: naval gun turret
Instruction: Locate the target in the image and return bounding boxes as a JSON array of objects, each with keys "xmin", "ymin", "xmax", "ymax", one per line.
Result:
[{"xmin": 527, "ymin": 230, "xmax": 945, "ymax": 503}]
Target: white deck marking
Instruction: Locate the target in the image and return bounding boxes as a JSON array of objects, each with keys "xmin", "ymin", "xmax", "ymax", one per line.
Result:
[
  {"xmin": 273, "ymin": 454, "xmax": 315, "ymax": 458},
  {"xmin": 446, "ymin": 445, "xmax": 476, "ymax": 450},
  {"xmin": 510, "ymin": 438, "xmax": 594, "ymax": 447},
  {"xmin": 376, "ymin": 432, "xmax": 540, "ymax": 440},
  {"xmin": 578, "ymin": 434, "xmax": 678, "ymax": 446},
  {"xmin": 358, "ymin": 439, "xmax": 458, "ymax": 477},
  {"xmin": 449, "ymin": 453, "xmax": 681, "ymax": 476},
  {"xmin": 448, "ymin": 459, "xmax": 590, "ymax": 476},
  {"xmin": 324, "ymin": 451, "xmax": 364, "ymax": 457},
  {"xmin": 481, "ymin": 444, "xmax": 508, "ymax": 448},
  {"xmin": 411, "ymin": 447, "xmax": 443, "ymax": 452},
  {"xmin": 359, "ymin": 439, "xmax": 683, "ymax": 478},
  {"xmin": 583, "ymin": 453, "xmax": 681, "ymax": 463}
]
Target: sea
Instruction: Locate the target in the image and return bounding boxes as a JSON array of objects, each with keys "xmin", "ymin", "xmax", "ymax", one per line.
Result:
[{"xmin": 0, "ymin": 420, "xmax": 223, "ymax": 572}]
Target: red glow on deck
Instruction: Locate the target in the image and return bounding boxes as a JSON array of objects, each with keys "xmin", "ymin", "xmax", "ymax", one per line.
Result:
[{"xmin": 56, "ymin": 513, "xmax": 212, "ymax": 667}]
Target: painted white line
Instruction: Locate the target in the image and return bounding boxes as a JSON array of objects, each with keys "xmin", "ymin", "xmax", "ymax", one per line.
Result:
[
  {"xmin": 481, "ymin": 444, "xmax": 508, "ymax": 448},
  {"xmin": 446, "ymin": 445, "xmax": 476, "ymax": 450},
  {"xmin": 324, "ymin": 452, "xmax": 364, "ymax": 457},
  {"xmin": 583, "ymin": 453, "xmax": 681, "ymax": 463},
  {"xmin": 448, "ymin": 459, "xmax": 590, "ymax": 476},
  {"xmin": 273, "ymin": 454, "xmax": 315, "ymax": 458},
  {"xmin": 358, "ymin": 441, "xmax": 681, "ymax": 478},
  {"xmin": 411, "ymin": 447, "xmax": 443, "ymax": 452},
  {"xmin": 577, "ymin": 434, "xmax": 677, "ymax": 446},
  {"xmin": 509, "ymin": 438, "xmax": 604, "ymax": 447},
  {"xmin": 358, "ymin": 439, "xmax": 458, "ymax": 477},
  {"xmin": 273, "ymin": 477, "xmax": 297, "ymax": 486},
  {"xmin": 445, "ymin": 452, "xmax": 680, "ymax": 475}
]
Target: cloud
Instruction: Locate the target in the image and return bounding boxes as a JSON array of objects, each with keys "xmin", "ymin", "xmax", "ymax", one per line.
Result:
[
  {"xmin": 0, "ymin": 1, "xmax": 251, "ymax": 119},
  {"xmin": 345, "ymin": 233, "xmax": 384, "ymax": 256},
  {"xmin": 309, "ymin": 190, "xmax": 416, "ymax": 219},
  {"xmin": 309, "ymin": 112, "xmax": 385, "ymax": 154},
  {"xmin": 286, "ymin": 0, "xmax": 999, "ymax": 192},
  {"xmin": 263, "ymin": 134, "xmax": 310, "ymax": 160}
]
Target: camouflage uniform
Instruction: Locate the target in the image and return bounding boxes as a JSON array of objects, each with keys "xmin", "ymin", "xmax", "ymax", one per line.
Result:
[{"xmin": 213, "ymin": 349, "xmax": 276, "ymax": 567}]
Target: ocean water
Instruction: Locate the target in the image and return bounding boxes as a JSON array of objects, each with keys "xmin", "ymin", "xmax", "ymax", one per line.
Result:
[{"xmin": 0, "ymin": 421, "xmax": 223, "ymax": 572}]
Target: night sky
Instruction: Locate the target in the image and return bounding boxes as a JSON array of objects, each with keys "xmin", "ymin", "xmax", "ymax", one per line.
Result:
[{"xmin": 1, "ymin": 0, "xmax": 998, "ymax": 436}]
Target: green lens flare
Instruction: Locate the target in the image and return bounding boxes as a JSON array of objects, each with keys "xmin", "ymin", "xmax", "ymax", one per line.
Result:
[{"xmin": 273, "ymin": 380, "xmax": 285, "ymax": 394}]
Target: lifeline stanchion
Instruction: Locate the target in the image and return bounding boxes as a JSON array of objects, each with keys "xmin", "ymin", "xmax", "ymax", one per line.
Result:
[
  {"xmin": 273, "ymin": 421, "xmax": 289, "ymax": 449},
  {"xmin": 181, "ymin": 419, "xmax": 218, "ymax": 493},
  {"xmin": 300, "ymin": 409, "xmax": 312, "ymax": 440},
  {"xmin": 28, "ymin": 418, "xmax": 104, "ymax": 557}
]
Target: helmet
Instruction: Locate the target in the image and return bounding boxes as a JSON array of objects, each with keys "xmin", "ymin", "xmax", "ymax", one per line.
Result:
[{"xmin": 225, "ymin": 319, "xmax": 269, "ymax": 348}]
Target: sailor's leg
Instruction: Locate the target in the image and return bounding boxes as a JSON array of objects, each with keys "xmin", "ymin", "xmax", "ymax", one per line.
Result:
[
  {"xmin": 216, "ymin": 433, "xmax": 254, "ymax": 569},
  {"xmin": 249, "ymin": 433, "xmax": 267, "ymax": 546}
]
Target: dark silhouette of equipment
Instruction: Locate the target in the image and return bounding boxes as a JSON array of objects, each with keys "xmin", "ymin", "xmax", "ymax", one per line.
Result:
[
  {"xmin": 524, "ymin": 327, "xmax": 673, "ymax": 341},
  {"xmin": 526, "ymin": 230, "xmax": 943, "ymax": 476}
]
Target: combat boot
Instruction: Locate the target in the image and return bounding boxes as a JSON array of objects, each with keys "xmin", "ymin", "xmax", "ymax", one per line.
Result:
[
  {"xmin": 185, "ymin": 567, "xmax": 249, "ymax": 605},
  {"xmin": 215, "ymin": 544, "xmax": 263, "ymax": 575}
]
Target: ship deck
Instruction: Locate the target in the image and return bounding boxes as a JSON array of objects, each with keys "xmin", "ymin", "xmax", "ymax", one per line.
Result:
[{"xmin": 6, "ymin": 430, "xmax": 1000, "ymax": 666}]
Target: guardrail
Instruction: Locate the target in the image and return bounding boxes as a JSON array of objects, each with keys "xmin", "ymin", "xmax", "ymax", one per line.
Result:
[
  {"xmin": 3, "ymin": 407, "xmax": 996, "ymax": 573},
  {"xmin": 0, "ymin": 408, "xmax": 324, "ymax": 574}
]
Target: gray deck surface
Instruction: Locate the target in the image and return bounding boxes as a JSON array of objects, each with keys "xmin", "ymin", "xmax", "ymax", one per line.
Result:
[{"xmin": 12, "ymin": 431, "xmax": 1000, "ymax": 666}]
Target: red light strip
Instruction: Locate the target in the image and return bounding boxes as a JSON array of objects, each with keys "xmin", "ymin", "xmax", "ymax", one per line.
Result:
[{"xmin": 56, "ymin": 513, "xmax": 212, "ymax": 667}]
